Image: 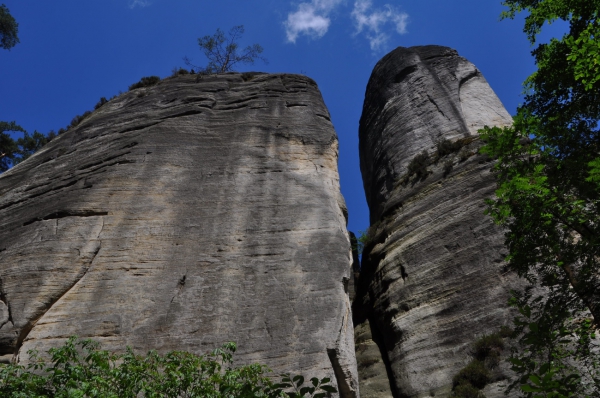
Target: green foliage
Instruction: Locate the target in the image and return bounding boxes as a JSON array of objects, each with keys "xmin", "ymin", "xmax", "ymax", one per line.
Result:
[
  {"xmin": 453, "ymin": 360, "xmax": 491, "ymax": 390},
  {"xmin": 354, "ymin": 230, "xmax": 370, "ymax": 255},
  {"xmin": 1, "ymin": 72, "xmax": 156, "ymax": 174},
  {"xmin": 14, "ymin": 130, "xmax": 54, "ymax": 163},
  {"xmin": 273, "ymin": 374, "xmax": 337, "ymax": 398},
  {"xmin": 69, "ymin": 110, "xmax": 93, "ymax": 129},
  {"xmin": 0, "ymin": 4, "xmax": 19, "ymax": 50},
  {"xmin": 453, "ymin": 383, "xmax": 485, "ymax": 398},
  {"xmin": 353, "ymin": 220, "xmax": 382, "ymax": 256},
  {"xmin": 472, "ymin": 333, "xmax": 504, "ymax": 363},
  {"xmin": 94, "ymin": 97, "xmax": 108, "ymax": 110},
  {"xmin": 436, "ymin": 138, "xmax": 463, "ymax": 158},
  {"xmin": 184, "ymin": 25, "xmax": 267, "ymax": 74},
  {"xmin": 60, "ymin": 95, "xmax": 118, "ymax": 134},
  {"xmin": 498, "ymin": 325, "xmax": 513, "ymax": 339},
  {"xmin": 407, "ymin": 150, "xmax": 430, "ymax": 180},
  {"xmin": 435, "ymin": 136, "xmax": 478, "ymax": 160},
  {"xmin": 0, "ymin": 122, "xmax": 54, "ymax": 172},
  {"xmin": 565, "ymin": 21, "xmax": 600, "ymax": 90},
  {"xmin": 171, "ymin": 67, "xmax": 190, "ymax": 77},
  {"xmin": 401, "ymin": 137, "xmax": 480, "ymax": 184},
  {"xmin": 500, "ymin": 0, "xmax": 600, "ymax": 89},
  {"xmin": 451, "ymin": 328, "xmax": 512, "ymax": 397},
  {"xmin": 505, "ymin": 290, "xmax": 592, "ymax": 398},
  {"xmin": 0, "ymin": 121, "xmax": 24, "ymax": 171},
  {"xmin": 2, "ymin": 74, "xmax": 145, "ymax": 174},
  {"xmin": 0, "ymin": 337, "xmax": 337, "ymax": 398},
  {"xmin": 3, "ymin": 121, "xmax": 25, "ymax": 133},
  {"xmin": 128, "ymin": 75, "xmax": 161, "ymax": 91},
  {"xmin": 241, "ymin": 72, "xmax": 261, "ymax": 82},
  {"xmin": 481, "ymin": 1, "xmax": 600, "ymax": 396}
]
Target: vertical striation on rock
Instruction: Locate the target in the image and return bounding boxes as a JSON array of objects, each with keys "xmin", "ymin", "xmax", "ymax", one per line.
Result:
[
  {"xmin": 0, "ymin": 73, "xmax": 358, "ymax": 397},
  {"xmin": 354, "ymin": 46, "xmax": 519, "ymax": 397}
]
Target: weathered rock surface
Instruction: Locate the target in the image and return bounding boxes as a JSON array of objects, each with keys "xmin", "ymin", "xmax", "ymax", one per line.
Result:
[
  {"xmin": 354, "ymin": 46, "xmax": 519, "ymax": 397},
  {"xmin": 0, "ymin": 73, "xmax": 358, "ymax": 397},
  {"xmin": 354, "ymin": 320, "xmax": 394, "ymax": 398}
]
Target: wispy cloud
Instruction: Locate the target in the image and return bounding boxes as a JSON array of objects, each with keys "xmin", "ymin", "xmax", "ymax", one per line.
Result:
[
  {"xmin": 284, "ymin": 0, "xmax": 408, "ymax": 51},
  {"xmin": 285, "ymin": 0, "xmax": 344, "ymax": 43},
  {"xmin": 351, "ymin": 0, "xmax": 408, "ymax": 51},
  {"xmin": 129, "ymin": 0, "xmax": 151, "ymax": 9}
]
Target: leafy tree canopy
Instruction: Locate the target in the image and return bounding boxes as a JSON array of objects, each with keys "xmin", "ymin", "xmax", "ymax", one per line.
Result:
[
  {"xmin": 0, "ymin": 4, "xmax": 19, "ymax": 50},
  {"xmin": 480, "ymin": 0, "xmax": 600, "ymax": 396},
  {"xmin": 0, "ymin": 337, "xmax": 337, "ymax": 398},
  {"xmin": 185, "ymin": 25, "xmax": 267, "ymax": 74}
]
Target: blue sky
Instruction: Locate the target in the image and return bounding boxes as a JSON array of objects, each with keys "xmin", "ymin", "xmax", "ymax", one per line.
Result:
[{"xmin": 0, "ymin": 0, "xmax": 567, "ymax": 236}]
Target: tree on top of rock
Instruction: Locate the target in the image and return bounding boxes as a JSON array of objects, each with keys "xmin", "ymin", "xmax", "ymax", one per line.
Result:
[{"xmin": 184, "ymin": 25, "xmax": 267, "ymax": 74}]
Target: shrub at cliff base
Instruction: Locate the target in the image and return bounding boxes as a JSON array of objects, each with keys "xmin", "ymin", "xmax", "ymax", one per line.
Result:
[
  {"xmin": 453, "ymin": 360, "xmax": 491, "ymax": 391},
  {"xmin": 0, "ymin": 336, "xmax": 337, "ymax": 398},
  {"xmin": 453, "ymin": 383, "xmax": 484, "ymax": 398}
]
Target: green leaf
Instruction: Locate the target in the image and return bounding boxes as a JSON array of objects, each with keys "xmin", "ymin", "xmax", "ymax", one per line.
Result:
[
  {"xmin": 320, "ymin": 385, "xmax": 337, "ymax": 393},
  {"xmin": 529, "ymin": 322, "xmax": 538, "ymax": 332},
  {"xmin": 521, "ymin": 384, "xmax": 542, "ymax": 393},
  {"xmin": 293, "ymin": 375, "xmax": 304, "ymax": 388},
  {"xmin": 529, "ymin": 374, "xmax": 541, "ymax": 386}
]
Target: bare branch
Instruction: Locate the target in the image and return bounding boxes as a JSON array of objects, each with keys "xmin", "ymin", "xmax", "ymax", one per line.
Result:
[{"xmin": 187, "ymin": 25, "xmax": 267, "ymax": 74}]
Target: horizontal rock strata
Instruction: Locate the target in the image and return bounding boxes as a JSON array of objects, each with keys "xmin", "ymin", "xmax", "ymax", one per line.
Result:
[
  {"xmin": 0, "ymin": 73, "xmax": 358, "ymax": 397},
  {"xmin": 354, "ymin": 46, "xmax": 519, "ymax": 397}
]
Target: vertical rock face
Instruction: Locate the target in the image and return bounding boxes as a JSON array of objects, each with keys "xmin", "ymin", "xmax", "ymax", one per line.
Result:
[
  {"xmin": 354, "ymin": 46, "xmax": 519, "ymax": 397},
  {"xmin": 0, "ymin": 73, "xmax": 358, "ymax": 397}
]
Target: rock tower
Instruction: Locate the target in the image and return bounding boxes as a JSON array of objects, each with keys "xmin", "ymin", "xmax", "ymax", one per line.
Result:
[
  {"xmin": 354, "ymin": 46, "xmax": 519, "ymax": 398},
  {"xmin": 0, "ymin": 73, "xmax": 358, "ymax": 397}
]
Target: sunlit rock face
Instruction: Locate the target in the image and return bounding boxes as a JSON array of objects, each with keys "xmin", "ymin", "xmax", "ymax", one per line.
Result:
[
  {"xmin": 354, "ymin": 45, "xmax": 519, "ymax": 398},
  {"xmin": 0, "ymin": 73, "xmax": 358, "ymax": 397}
]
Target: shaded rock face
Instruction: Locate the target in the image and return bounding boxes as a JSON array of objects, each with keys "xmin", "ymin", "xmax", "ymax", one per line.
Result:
[
  {"xmin": 354, "ymin": 46, "xmax": 519, "ymax": 397},
  {"xmin": 0, "ymin": 73, "xmax": 358, "ymax": 397},
  {"xmin": 354, "ymin": 319, "xmax": 394, "ymax": 398}
]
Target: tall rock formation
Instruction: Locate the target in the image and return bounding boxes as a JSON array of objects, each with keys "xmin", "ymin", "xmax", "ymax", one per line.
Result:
[
  {"xmin": 0, "ymin": 73, "xmax": 358, "ymax": 397},
  {"xmin": 354, "ymin": 46, "xmax": 519, "ymax": 397}
]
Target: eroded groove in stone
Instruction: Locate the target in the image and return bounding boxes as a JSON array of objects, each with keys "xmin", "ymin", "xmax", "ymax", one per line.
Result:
[
  {"xmin": 14, "ymin": 239, "xmax": 101, "ymax": 354},
  {"xmin": 22, "ymin": 210, "xmax": 109, "ymax": 226}
]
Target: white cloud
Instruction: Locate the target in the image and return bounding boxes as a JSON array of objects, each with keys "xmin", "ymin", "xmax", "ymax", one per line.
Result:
[
  {"xmin": 285, "ymin": 0, "xmax": 344, "ymax": 43},
  {"xmin": 129, "ymin": 0, "xmax": 151, "ymax": 9},
  {"xmin": 351, "ymin": 0, "xmax": 408, "ymax": 51}
]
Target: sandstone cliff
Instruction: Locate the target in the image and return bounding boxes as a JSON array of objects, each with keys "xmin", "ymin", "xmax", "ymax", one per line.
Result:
[
  {"xmin": 0, "ymin": 73, "xmax": 358, "ymax": 397},
  {"xmin": 354, "ymin": 46, "xmax": 519, "ymax": 398}
]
